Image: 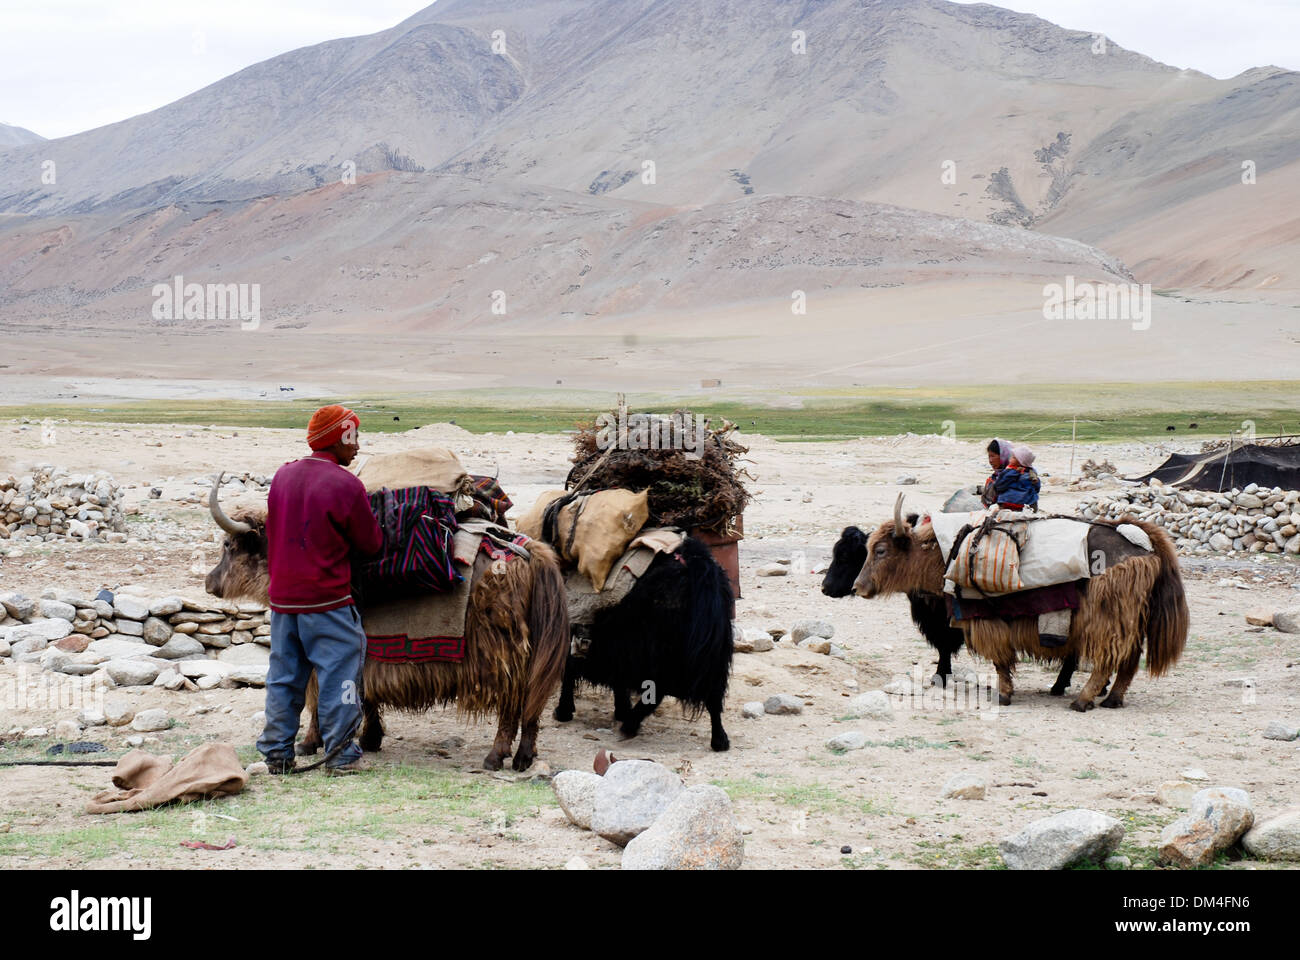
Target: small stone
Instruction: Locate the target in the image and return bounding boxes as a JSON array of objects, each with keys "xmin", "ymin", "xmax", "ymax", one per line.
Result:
[
  {"xmin": 756, "ymin": 564, "xmax": 788, "ymax": 577},
  {"xmin": 125, "ymin": 735, "xmax": 145, "ymax": 748},
  {"xmin": 791, "ymin": 619, "xmax": 834, "ymax": 642},
  {"xmin": 741, "ymin": 701, "xmax": 765, "ymax": 719},
  {"xmin": 564, "ymin": 857, "xmax": 589, "ymax": 870},
  {"xmin": 801, "ymin": 638, "xmax": 832, "ymax": 654},
  {"xmin": 131, "ymin": 709, "xmax": 171, "ymax": 732},
  {"xmin": 1263, "ymin": 722, "xmax": 1300, "ymax": 742},
  {"xmin": 844, "ymin": 690, "xmax": 892, "ymax": 720},
  {"xmin": 154, "ymin": 634, "xmax": 206, "ymax": 660},
  {"xmin": 1181, "ymin": 768, "xmax": 1210, "ymax": 782},
  {"xmin": 23, "ymin": 727, "xmax": 49, "ymax": 738},
  {"xmin": 115, "ymin": 619, "xmax": 144, "ymax": 637},
  {"xmin": 54, "ymin": 719, "xmax": 82, "ymax": 740},
  {"xmin": 553, "ymin": 770, "xmax": 603, "ymax": 830},
  {"xmin": 942, "ymin": 773, "xmax": 987, "ymax": 800},
  {"xmin": 106, "ymin": 660, "xmax": 160, "ymax": 686},
  {"xmin": 840, "ymin": 845, "xmax": 852, "ymax": 855},
  {"xmin": 826, "ymin": 731, "xmax": 868, "ymax": 752},
  {"xmin": 142, "ymin": 617, "xmax": 173, "ymax": 645},
  {"xmin": 1245, "ymin": 610, "xmax": 1274, "ymax": 627},
  {"xmin": 149, "ymin": 597, "xmax": 184, "ymax": 616},
  {"xmin": 246, "ymin": 761, "xmax": 269, "ymax": 776},
  {"xmin": 38, "ymin": 599, "xmax": 77, "ymax": 621},
  {"xmin": 78, "ymin": 709, "xmax": 107, "ymax": 726},
  {"xmin": 104, "ymin": 700, "xmax": 134, "ymax": 726},
  {"xmin": 1156, "ymin": 781, "xmax": 1197, "ymax": 808},
  {"xmin": 112, "ymin": 595, "xmax": 151, "ymax": 621},
  {"xmin": 763, "ymin": 694, "xmax": 804, "ymax": 715},
  {"xmin": 1105, "ymin": 855, "xmax": 1131, "ymax": 871}
]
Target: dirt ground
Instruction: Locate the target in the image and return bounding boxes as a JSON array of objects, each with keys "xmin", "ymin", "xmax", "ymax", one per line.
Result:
[{"xmin": 1, "ymin": 422, "xmax": 1298, "ymax": 869}]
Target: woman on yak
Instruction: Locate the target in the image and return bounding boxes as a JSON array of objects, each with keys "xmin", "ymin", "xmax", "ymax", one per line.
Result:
[{"xmin": 256, "ymin": 404, "xmax": 382, "ymax": 777}]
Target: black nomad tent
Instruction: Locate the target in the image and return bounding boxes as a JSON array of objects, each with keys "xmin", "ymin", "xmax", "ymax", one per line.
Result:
[{"xmin": 1130, "ymin": 443, "xmax": 1300, "ymax": 492}]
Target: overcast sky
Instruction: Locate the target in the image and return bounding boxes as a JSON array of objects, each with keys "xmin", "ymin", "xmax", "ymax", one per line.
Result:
[{"xmin": 2, "ymin": 0, "xmax": 1297, "ymax": 140}]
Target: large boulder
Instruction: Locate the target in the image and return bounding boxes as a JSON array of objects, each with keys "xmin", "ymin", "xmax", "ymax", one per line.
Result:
[
  {"xmin": 553, "ymin": 770, "xmax": 602, "ymax": 830},
  {"xmin": 590, "ymin": 760, "xmax": 683, "ymax": 846},
  {"xmin": 218, "ymin": 644, "xmax": 270, "ymax": 666},
  {"xmin": 999, "ymin": 809, "xmax": 1125, "ymax": 870},
  {"xmin": 1241, "ymin": 807, "xmax": 1300, "ymax": 862},
  {"xmin": 1158, "ymin": 787, "xmax": 1254, "ymax": 868},
  {"xmin": 622, "ymin": 786, "xmax": 744, "ymax": 870}
]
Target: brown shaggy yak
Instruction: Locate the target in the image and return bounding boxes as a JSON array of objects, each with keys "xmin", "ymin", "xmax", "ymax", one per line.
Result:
[
  {"xmin": 203, "ymin": 477, "xmax": 569, "ymax": 770},
  {"xmin": 853, "ymin": 496, "xmax": 1189, "ymax": 712}
]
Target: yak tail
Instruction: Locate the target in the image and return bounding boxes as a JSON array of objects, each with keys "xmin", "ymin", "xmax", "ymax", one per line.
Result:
[
  {"xmin": 521, "ymin": 542, "xmax": 571, "ymax": 724},
  {"xmin": 1137, "ymin": 519, "xmax": 1189, "ymax": 676},
  {"xmin": 681, "ymin": 538, "xmax": 734, "ymax": 717}
]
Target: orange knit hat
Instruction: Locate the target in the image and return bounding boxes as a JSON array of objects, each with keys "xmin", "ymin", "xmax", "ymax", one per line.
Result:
[{"xmin": 307, "ymin": 405, "xmax": 359, "ymax": 450}]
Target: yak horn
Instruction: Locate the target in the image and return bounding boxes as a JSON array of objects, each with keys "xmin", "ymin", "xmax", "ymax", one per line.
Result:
[
  {"xmin": 209, "ymin": 473, "xmax": 252, "ymax": 535},
  {"xmin": 893, "ymin": 493, "xmax": 909, "ymax": 534}
]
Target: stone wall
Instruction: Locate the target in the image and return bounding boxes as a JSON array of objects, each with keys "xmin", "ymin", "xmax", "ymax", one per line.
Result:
[
  {"xmin": 1078, "ymin": 481, "xmax": 1300, "ymax": 556},
  {"xmin": 0, "ymin": 589, "xmax": 270, "ymax": 689},
  {"xmin": 0, "ymin": 467, "xmax": 128, "ymax": 542}
]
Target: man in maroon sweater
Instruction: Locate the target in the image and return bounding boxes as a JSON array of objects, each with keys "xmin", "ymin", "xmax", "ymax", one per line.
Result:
[{"xmin": 257, "ymin": 405, "xmax": 383, "ymax": 774}]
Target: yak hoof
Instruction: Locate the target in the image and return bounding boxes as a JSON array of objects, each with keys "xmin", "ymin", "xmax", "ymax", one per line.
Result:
[
  {"xmin": 1100, "ymin": 696, "xmax": 1124, "ymax": 709},
  {"xmin": 483, "ymin": 753, "xmax": 506, "ymax": 771},
  {"xmin": 511, "ymin": 750, "xmax": 536, "ymax": 772},
  {"xmin": 295, "ymin": 740, "xmax": 321, "ymax": 756},
  {"xmin": 931, "ymin": 673, "xmax": 950, "ymax": 688},
  {"xmin": 359, "ymin": 734, "xmax": 383, "ymax": 753},
  {"xmin": 618, "ymin": 721, "xmax": 642, "ymax": 740},
  {"xmin": 1070, "ymin": 699, "xmax": 1095, "ymax": 712},
  {"xmin": 1049, "ymin": 684, "xmax": 1067, "ymax": 696},
  {"xmin": 998, "ymin": 693, "xmax": 1012, "ymax": 707},
  {"xmin": 711, "ymin": 732, "xmax": 730, "ymax": 752},
  {"xmin": 553, "ymin": 706, "xmax": 574, "ymax": 723}
]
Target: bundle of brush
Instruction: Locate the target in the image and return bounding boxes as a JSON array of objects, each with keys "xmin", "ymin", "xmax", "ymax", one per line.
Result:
[{"xmin": 565, "ymin": 404, "xmax": 752, "ymax": 537}]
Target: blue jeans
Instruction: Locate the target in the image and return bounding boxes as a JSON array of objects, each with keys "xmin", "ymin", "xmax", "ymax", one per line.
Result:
[{"xmin": 257, "ymin": 605, "xmax": 365, "ymax": 768}]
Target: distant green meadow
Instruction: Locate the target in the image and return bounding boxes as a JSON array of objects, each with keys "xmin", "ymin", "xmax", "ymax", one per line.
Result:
[{"xmin": 5, "ymin": 381, "xmax": 1297, "ymax": 444}]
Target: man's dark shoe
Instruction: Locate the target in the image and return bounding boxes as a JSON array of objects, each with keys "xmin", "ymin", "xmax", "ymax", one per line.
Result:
[{"xmin": 266, "ymin": 756, "xmax": 296, "ymax": 775}]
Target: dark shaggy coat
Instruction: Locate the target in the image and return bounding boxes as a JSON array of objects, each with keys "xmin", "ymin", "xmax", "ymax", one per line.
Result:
[{"xmin": 553, "ymin": 536, "xmax": 734, "ymax": 751}]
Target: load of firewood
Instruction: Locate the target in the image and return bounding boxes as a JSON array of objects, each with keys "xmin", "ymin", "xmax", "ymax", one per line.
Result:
[{"xmin": 565, "ymin": 401, "xmax": 752, "ymax": 537}]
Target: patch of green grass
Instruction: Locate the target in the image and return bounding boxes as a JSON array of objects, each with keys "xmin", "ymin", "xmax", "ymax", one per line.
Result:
[
  {"xmin": 911, "ymin": 837, "xmax": 1006, "ymax": 870},
  {"xmin": 8, "ymin": 380, "xmax": 1298, "ymax": 442},
  {"xmin": 1074, "ymin": 769, "xmax": 1102, "ymax": 780},
  {"xmin": 864, "ymin": 736, "xmax": 958, "ymax": 751},
  {"xmin": 0, "ymin": 761, "xmax": 555, "ymax": 865}
]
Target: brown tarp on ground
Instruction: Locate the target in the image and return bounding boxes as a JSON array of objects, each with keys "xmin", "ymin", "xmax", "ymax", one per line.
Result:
[
  {"xmin": 1129, "ymin": 444, "xmax": 1300, "ymax": 492},
  {"xmin": 86, "ymin": 743, "xmax": 248, "ymax": 814}
]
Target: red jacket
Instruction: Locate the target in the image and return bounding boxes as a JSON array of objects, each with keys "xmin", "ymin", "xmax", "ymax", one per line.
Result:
[{"xmin": 266, "ymin": 452, "xmax": 383, "ymax": 614}]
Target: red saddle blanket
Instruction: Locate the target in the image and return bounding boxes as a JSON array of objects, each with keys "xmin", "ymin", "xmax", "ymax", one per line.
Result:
[{"xmin": 363, "ymin": 525, "xmax": 530, "ymax": 663}]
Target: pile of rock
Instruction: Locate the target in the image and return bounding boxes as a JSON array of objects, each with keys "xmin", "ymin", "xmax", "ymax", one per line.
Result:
[
  {"xmin": 0, "ymin": 468, "xmax": 129, "ymax": 542},
  {"xmin": 553, "ymin": 760, "xmax": 745, "ymax": 869},
  {"xmin": 0, "ymin": 589, "xmax": 270, "ymax": 689},
  {"xmin": 733, "ymin": 617, "xmax": 844, "ymax": 658},
  {"xmin": 1078, "ymin": 481, "xmax": 1300, "ymax": 555}
]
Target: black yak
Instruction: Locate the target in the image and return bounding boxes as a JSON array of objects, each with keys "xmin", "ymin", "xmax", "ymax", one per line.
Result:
[{"xmin": 553, "ymin": 536, "xmax": 734, "ymax": 751}]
